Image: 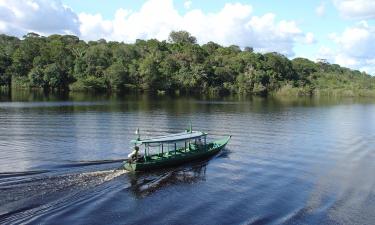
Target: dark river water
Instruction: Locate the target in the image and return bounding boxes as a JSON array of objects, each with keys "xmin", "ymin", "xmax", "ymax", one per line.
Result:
[{"xmin": 0, "ymin": 91, "xmax": 374, "ymax": 225}]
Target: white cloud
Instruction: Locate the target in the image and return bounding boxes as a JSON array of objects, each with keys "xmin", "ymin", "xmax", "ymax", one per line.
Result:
[
  {"xmin": 304, "ymin": 32, "xmax": 316, "ymax": 44},
  {"xmin": 335, "ymin": 54, "xmax": 358, "ymax": 67},
  {"xmin": 317, "ymin": 46, "xmax": 334, "ymax": 60},
  {"xmin": 76, "ymin": 0, "xmax": 308, "ymax": 56},
  {"xmin": 317, "ymin": 21, "xmax": 375, "ymax": 74},
  {"xmin": 79, "ymin": 12, "xmax": 112, "ymax": 40},
  {"xmin": 0, "ymin": 0, "xmax": 80, "ymax": 36},
  {"xmin": 333, "ymin": 0, "xmax": 375, "ymax": 19},
  {"xmin": 245, "ymin": 13, "xmax": 305, "ymax": 55},
  {"xmin": 184, "ymin": 0, "xmax": 192, "ymax": 9},
  {"xmin": 0, "ymin": 0, "xmax": 312, "ymax": 57},
  {"xmin": 330, "ymin": 21, "xmax": 374, "ymax": 58},
  {"xmin": 316, "ymin": 2, "xmax": 326, "ymax": 16}
]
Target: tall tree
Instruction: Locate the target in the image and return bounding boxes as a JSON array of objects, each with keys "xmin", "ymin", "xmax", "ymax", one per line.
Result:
[{"xmin": 168, "ymin": 31, "xmax": 197, "ymax": 44}]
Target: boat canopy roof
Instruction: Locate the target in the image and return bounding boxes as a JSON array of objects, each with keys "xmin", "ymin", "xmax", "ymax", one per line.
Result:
[{"xmin": 132, "ymin": 131, "xmax": 207, "ymax": 145}]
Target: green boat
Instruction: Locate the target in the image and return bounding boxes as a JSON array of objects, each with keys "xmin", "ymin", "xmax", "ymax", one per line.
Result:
[{"xmin": 123, "ymin": 128, "xmax": 231, "ymax": 172}]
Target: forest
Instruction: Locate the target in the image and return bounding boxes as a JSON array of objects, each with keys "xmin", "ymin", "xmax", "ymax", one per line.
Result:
[{"xmin": 0, "ymin": 31, "xmax": 374, "ymax": 96}]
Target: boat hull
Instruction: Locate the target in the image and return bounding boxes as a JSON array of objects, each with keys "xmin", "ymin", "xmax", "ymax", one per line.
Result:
[{"xmin": 123, "ymin": 136, "xmax": 230, "ymax": 172}]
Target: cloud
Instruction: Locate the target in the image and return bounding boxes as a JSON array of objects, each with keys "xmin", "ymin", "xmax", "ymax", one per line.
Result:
[
  {"xmin": 333, "ymin": 0, "xmax": 375, "ymax": 19},
  {"xmin": 245, "ymin": 13, "xmax": 305, "ymax": 55},
  {"xmin": 76, "ymin": 0, "xmax": 309, "ymax": 56},
  {"xmin": 0, "ymin": 0, "xmax": 312, "ymax": 57},
  {"xmin": 0, "ymin": 0, "xmax": 80, "ymax": 36},
  {"xmin": 329, "ymin": 21, "xmax": 374, "ymax": 58},
  {"xmin": 316, "ymin": 2, "xmax": 326, "ymax": 16},
  {"xmin": 304, "ymin": 32, "xmax": 316, "ymax": 44},
  {"xmin": 317, "ymin": 21, "xmax": 375, "ymax": 74},
  {"xmin": 79, "ymin": 12, "xmax": 113, "ymax": 40},
  {"xmin": 184, "ymin": 0, "xmax": 192, "ymax": 9}
]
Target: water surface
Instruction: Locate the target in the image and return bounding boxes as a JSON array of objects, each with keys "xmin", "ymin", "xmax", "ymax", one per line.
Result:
[{"xmin": 0, "ymin": 91, "xmax": 374, "ymax": 224}]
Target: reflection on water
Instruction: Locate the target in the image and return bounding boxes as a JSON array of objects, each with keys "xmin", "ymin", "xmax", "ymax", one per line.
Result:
[
  {"xmin": 0, "ymin": 90, "xmax": 374, "ymax": 224},
  {"xmin": 127, "ymin": 151, "xmax": 231, "ymax": 198},
  {"xmin": 128, "ymin": 162, "xmax": 207, "ymax": 198}
]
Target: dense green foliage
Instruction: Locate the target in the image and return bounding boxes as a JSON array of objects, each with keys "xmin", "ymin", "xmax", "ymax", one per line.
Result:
[{"xmin": 0, "ymin": 31, "xmax": 374, "ymax": 96}]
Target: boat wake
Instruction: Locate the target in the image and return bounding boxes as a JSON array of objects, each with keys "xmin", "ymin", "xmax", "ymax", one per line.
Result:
[
  {"xmin": 52, "ymin": 159, "xmax": 128, "ymax": 169},
  {"xmin": 0, "ymin": 170, "xmax": 50, "ymax": 179},
  {"xmin": 0, "ymin": 169, "xmax": 128, "ymax": 224}
]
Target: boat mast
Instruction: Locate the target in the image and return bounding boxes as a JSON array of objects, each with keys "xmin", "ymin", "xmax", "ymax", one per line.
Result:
[{"xmin": 145, "ymin": 144, "xmax": 147, "ymax": 157}]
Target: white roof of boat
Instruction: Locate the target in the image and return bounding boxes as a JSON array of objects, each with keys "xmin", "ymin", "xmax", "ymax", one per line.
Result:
[{"xmin": 132, "ymin": 131, "xmax": 207, "ymax": 144}]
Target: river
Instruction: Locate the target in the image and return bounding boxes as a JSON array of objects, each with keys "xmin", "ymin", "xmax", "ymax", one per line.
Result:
[{"xmin": 0, "ymin": 91, "xmax": 374, "ymax": 224}]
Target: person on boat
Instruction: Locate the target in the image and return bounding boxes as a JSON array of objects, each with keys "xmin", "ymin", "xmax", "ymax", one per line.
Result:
[{"xmin": 128, "ymin": 146, "xmax": 141, "ymax": 162}]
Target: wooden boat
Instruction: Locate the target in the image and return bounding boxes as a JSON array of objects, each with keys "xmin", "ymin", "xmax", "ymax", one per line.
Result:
[{"xmin": 123, "ymin": 128, "xmax": 231, "ymax": 172}]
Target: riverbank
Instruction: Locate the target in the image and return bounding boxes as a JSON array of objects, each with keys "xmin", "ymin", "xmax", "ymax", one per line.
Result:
[
  {"xmin": 2, "ymin": 88, "xmax": 375, "ymax": 106},
  {"xmin": 2, "ymin": 84, "xmax": 375, "ymax": 101},
  {"xmin": 274, "ymin": 84, "xmax": 375, "ymax": 97}
]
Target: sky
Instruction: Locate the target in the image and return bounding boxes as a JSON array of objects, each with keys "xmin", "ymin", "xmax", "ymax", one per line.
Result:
[{"xmin": 0, "ymin": 0, "xmax": 374, "ymax": 74}]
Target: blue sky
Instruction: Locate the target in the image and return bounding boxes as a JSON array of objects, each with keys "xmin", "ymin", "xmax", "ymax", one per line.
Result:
[{"xmin": 0, "ymin": 0, "xmax": 374, "ymax": 74}]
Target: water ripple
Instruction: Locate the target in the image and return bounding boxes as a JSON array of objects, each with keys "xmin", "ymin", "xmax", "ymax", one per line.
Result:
[{"xmin": 0, "ymin": 96, "xmax": 374, "ymax": 224}]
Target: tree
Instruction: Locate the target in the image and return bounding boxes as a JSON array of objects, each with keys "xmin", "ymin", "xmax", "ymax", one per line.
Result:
[
  {"xmin": 176, "ymin": 64, "xmax": 207, "ymax": 92},
  {"xmin": 168, "ymin": 31, "xmax": 197, "ymax": 44},
  {"xmin": 12, "ymin": 34, "xmax": 44, "ymax": 78},
  {"xmin": 83, "ymin": 44, "xmax": 112, "ymax": 78},
  {"xmin": 236, "ymin": 66, "xmax": 269, "ymax": 95},
  {"xmin": 0, "ymin": 34, "xmax": 20, "ymax": 56},
  {"xmin": 0, "ymin": 33, "xmax": 373, "ymax": 96},
  {"xmin": 292, "ymin": 57, "xmax": 318, "ymax": 82},
  {"xmin": 139, "ymin": 54, "xmax": 162, "ymax": 90},
  {"xmin": 0, "ymin": 52, "xmax": 12, "ymax": 86},
  {"xmin": 28, "ymin": 66, "xmax": 45, "ymax": 88},
  {"xmin": 105, "ymin": 61, "xmax": 129, "ymax": 90},
  {"xmin": 264, "ymin": 52, "xmax": 297, "ymax": 81},
  {"xmin": 244, "ymin": 46, "xmax": 254, "ymax": 52},
  {"xmin": 228, "ymin": 45, "xmax": 241, "ymax": 53},
  {"xmin": 43, "ymin": 63, "xmax": 65, "ymax": 89},
  {"xmin": 202, "ymin": 41, "xmax": 221, "ymax": 54}
]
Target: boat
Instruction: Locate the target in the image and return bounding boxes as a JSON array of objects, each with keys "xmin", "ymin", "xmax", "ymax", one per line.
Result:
[{"xmin": 123, "ymin": 127, "xmax": 231, "ymax": 172}]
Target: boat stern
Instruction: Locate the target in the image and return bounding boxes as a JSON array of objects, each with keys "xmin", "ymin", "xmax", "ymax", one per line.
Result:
[{"xmin": 123, "ymin": 161, "xmax": 137, "ymax": 172}]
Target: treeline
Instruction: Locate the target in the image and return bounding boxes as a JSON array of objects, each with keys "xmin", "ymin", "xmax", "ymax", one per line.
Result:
[{"xmin": 0, "ymin": 31, "xmax": 374, "ymax": 96}]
